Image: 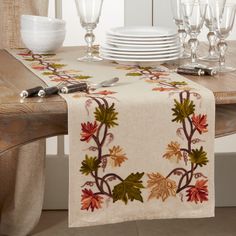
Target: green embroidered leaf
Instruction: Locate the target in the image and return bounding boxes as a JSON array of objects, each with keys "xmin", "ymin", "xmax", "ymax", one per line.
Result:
[
  {"xmin": 112, "ymin": 172, "xmax": 144, "ymax": 204},
  {"xmin": 189, "ymin": 146, "xmax": 208, "ymax": 167},
  {"xmin": 74, "ymin": 75, "xmax": 91, "ymax": 80},
  {"xmin": 126, "ymin": 72, "xmax": 143, "ymax": 76},
  {"xmin": 172, "ymin": 98, "xmax": 195, "ymax": 123},
  {"xmin": 42, "ymin": 72, "xmax": 54, "ymax": 75},
  {"xmin": 139, "ymin": 66, "xmax": 154, "ymax": 70},
  {"xmin": 80, "ymin": 155, "xmax": 100, "ymax": 175},
  {"xmin": 170, "ymin": 81, "xmax": 188, "ymax": 86},
  {"xmin": 24, "ymin": 58, "xmax": 34, "ymax": 61},
  {"xmin": 41, "ymin": 54, "xmax": 56, "ymax": 56},
  {"xmin": 51, "ymin": 63, "xmax": 66, "ymax": 69},
  {"xmin": 94, "ymin": 103, "xmax": 118, "ymax": 128},
  {"xmin": 111, "ymin": 61, "xmax": 119, "ymax": 64}
]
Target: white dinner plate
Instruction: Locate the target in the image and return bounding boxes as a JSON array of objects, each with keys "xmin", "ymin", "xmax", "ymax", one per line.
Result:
[
  {"xmin": 100, "ymin": 51, "xmax": 180, "ymax": 59},
  {"xmin": 106, "ymin": 38, "xmax": 179, "ymax": 45},
  {"xmin": 106, "ymin": 34, "xmax": 179, "ymax": 42},
  {"xmin": 107, "ymin": 41, "xmax": 180, "ymax": 49},
  {"xmin": 107, "ymin": 26, "xmax": 177, "ymax": 38},
  {"xmin": 100, "ymin": 53, "xmax": 179, "ymax": 62},
  {"xmin": 101, "ymin": 43, "xmax": 181, "ymax": 52},
  {"xmin": 100, "ymin": 47, "xmax": 181, "ymax": 55}
]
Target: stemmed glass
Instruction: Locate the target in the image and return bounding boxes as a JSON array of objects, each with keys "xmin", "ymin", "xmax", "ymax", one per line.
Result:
[
  {"xmin": 171, "ymin": 0, "xmax": 190, "ymax": 59},
  {"xmin": 212, "ymin": 3, "xmax": 236, "ymax": 72},
  {"xmin": 75, "ymin": 0, "xmax": 103, "ymax": 62},
  {"xmin": 181, "ymin": 1, "xmax": 207, "ymax": 67},
  {"xmin": 200, "ymin": 0, "xmax": 226, "ymax": 61}
]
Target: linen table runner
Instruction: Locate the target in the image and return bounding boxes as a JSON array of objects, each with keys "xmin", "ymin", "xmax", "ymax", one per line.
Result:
[{"xmin": 8, "ymin": 47, "xmax": 215, "ymax": 227}]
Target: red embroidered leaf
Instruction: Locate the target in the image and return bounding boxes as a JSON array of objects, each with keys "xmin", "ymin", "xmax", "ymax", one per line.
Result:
[
  {"xmin": 94, "ymin": 90, "xmax": 117, "ymax": 96},
  {"xmin": 81, "ymin": 189, "xmax": 103, "ymax": 212},
  {"xmin": 192, "ymin": 114, "xmax": 208, "ymax": 134},
  {"xmin": 80, "ymin": 121, "xmax": 98, "ymax": 143},
  {"xmin": 186, "ymin": 180, "xmax": 208, "ymax": 204}
]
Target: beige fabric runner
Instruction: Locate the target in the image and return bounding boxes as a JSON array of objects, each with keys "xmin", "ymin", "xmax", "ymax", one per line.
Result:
[
  {"xmin": 8, "ymin": 47, "xmax": 215, "ymax": 228},
  {"xmin": 0, "ymin": 1, "xmax": 48, "ymax": 235}
]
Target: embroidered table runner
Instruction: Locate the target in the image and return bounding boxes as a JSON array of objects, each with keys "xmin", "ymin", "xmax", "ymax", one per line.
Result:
[{"xmin": 8, "ymin": 47, "xmax": 215, "ymax": 227}]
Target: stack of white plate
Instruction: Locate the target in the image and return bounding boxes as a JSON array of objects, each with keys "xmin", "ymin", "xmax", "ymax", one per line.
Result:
[{"xmin": 100, "ymin": 26, "xmax": 181, "ymax": 64}]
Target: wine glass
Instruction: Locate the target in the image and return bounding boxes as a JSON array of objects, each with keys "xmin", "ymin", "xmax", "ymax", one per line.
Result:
[
  {"xmin": 212, "ymin": 3, "xmax": 236, "ymax": 72},
  {"xmin": 181, "ymin": 1, "xmax": 207, "ymax": 67},
  {"xmin": 200, "ymin": 0, "xmax": 226, "ymax": 61},
  {"xmin": 75, "ymin": 0, "xmax": 103, "ymax": 62},
  {"xmin": 171, "ymin": 0, "xmax": 190, "ymax": 59}
]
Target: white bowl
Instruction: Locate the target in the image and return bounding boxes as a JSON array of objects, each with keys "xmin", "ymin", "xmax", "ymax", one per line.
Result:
[
  {"xmin": 21, "ymin": 29, "xmax": 66, "ymax": 36},
  {"xmin": 21, "ymin": 15, "xmax": 66, "ymax": 31},
  {"xmin": 21, "ymin": 30, "xmax": 66, "ymax": 54}
]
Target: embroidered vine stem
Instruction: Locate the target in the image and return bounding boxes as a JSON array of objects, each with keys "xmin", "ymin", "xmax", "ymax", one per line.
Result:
[
  {"xmin": 136, "ymin": 65, "xmax": 178, "ymax": 89},
  {"xmin": 85, "ymin": 96, "xmax": 124, "ymax": 198},
  {"xmin": 165, "ymin": 90, "xmax": 199, "ymax": 193},
  {"xmin": 30, "ymin": 53, "xmax": 82, "ymax": 86}
]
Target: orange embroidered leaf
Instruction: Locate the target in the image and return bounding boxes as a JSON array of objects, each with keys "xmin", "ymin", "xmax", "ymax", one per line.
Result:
[
  {"xmin": 81, "ymin": 189, "xmax": 103, "ymax": 211},
  {"xmin": 186, "ymin": 180, "xmax": 208, "ymax": 203},
  {"xmin": 31, "ymin": 63, "xmax": 47, "ymax": 70},
  {"xmin": 147, "ymin": 173, "xmax": 177, "ymax": 201},
  {"xmin": 109, "ymin": 146, "xmax": 128, "ymax": 167},
  {"xmin": 152, "ymin": 87, "xmax": 175, "ymax": 92},
  {"xmin": 163, "ymin": 141, "xmax": 182, "ymax": 163}
]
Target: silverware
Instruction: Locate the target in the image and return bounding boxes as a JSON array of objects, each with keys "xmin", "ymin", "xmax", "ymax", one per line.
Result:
[{"xmin": 60, "ymin": 77, "xmax": 119, "ymax": 94}]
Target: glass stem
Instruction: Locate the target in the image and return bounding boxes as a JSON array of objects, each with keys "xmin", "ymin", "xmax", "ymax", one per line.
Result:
[
  {"xmin": 217, "ymin": 39, "xmax": 228, "ymax": 69},
  {"xmin": 178, "ymin": 26, "xmax": 187, "ymax": 55},
  {"xmin": 207, "ymin": 30, "xmax": 217, "ymax": 56},
  {"xmin": 85, "ymin": 29, "xmax": 95, "ymax": 57},
  {"xmin": 188, "ymin": 36, "xmax": 199, "ymax": 64}
]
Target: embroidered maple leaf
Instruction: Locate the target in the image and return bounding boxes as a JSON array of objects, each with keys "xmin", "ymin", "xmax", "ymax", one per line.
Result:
[
  {"xmin": 152, "ymin": 87, "xmax": 175, "ymax": 92},
  {"xmin": 186, "ymin": 179, "xmax": 208, "ymax": 203},
  {"xmin": 189, "ymin": 146, "xmax": 208, "ymax": 167},
  {"xmin": 172, "ymin": 98, "xmax": 195, "ymax": 123},
  {"xmin": 80, "ymin": 121, "xmax": 98, "ymax": 143},
  {"xmin": 81, "ymin": 189, "xmax": 103, "ymax": 211},
  {"xmin": 94, "ymin": 103, "xmax": 118, "ymax": 128},
  {"xmin": 94, "ymin": 90, "xmax": 117, "ymax": 96},
  {"xmin": 147, "ymin": 173, "xmax": 177, "ymax": 201},
  {"xmin": 112, "ymin": 172, "xmax": 144, "ymax": 204},
  {"xmin": 80, "ymin": 155, "xmax": 100, "ymax": 176},
  {"xmin": 192, "ymin": 114, "xmax": 208, "ymax": 134},
  {"xmin": 109, "ymin": 146, "xmax": 128, "ymax": 167},
  {"xmin": 18, "ymin": 52, "xmax": 31, "ymax": 56},
  {"xmin": 163, "ymin": 141, "xmax": 182, "ymax": 163},
  {"xmin": 31, "ymin": 63, "xmax": 47, "ymax": 70}
]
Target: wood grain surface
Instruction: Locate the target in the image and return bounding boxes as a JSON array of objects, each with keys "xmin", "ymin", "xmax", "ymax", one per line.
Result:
[{"xmin": 0, "ymin": 44, "xmax": 236, "ymax": 154}]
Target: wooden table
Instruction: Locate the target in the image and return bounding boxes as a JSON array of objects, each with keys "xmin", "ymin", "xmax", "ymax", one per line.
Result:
[{"xmin": 1, "ymin": 44, "xmax": 236, "ymax": 155}]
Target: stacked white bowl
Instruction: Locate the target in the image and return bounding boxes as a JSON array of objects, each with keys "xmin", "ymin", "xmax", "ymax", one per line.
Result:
[{"xmin": 21, "ymin": 15, "xmax": 66, "ymax": 54}]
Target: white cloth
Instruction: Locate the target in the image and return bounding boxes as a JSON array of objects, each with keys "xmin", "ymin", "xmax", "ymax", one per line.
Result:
[{"xmin": 8, "ymin": 47, "xmax": 215, "ymax": 228}]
